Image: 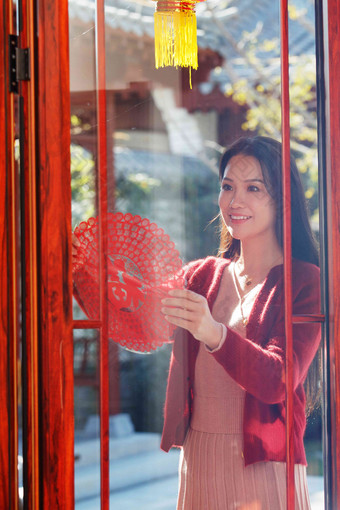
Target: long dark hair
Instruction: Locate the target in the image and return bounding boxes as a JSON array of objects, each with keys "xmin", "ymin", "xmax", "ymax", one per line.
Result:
[
  {"xmin": 218, "ymin": 136, "xmax": 319, "ymax": 266},
  {"xmin": 218, "ymin": 136, "xmax": 320, "ymax": 415}
]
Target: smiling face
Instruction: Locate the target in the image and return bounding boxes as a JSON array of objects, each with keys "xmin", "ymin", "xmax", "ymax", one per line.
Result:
[{"xmin": 218, "ymin": 154, "xmax": 277, "ymax": 244}]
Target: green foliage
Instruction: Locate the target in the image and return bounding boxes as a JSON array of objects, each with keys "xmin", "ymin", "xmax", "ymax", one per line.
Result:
[
  {"xmin": 71, "ymin": 142, "xmax": 162, "ymax": 226},
  {"xmin": 71, "ymin": 143, "xmax": 96, "ymax": 228},
  {"xmin": 115, "ymin": 173, "xmax": 161, "ymax": 217}
]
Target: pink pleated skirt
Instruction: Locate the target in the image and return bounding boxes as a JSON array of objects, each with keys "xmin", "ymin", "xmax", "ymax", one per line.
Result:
[{"xmin": 177, "ymin": 427, "xmax": 311, "ymax": 510}]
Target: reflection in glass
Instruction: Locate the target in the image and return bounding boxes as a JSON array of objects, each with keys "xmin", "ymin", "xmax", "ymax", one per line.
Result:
[
  {"xmin": 69, "ymin": 0, "xmax": 324, "ymax": 508},
  {"xmin": 74, "ymin": 329, "xmax": 101, "ymax": 508},
  {"xmin": 69, "ymin": 6, "xmax": 98, "ymax": 321}
]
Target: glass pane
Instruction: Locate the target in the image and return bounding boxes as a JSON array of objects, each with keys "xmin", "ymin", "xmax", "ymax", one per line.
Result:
[
  {"xmin": 69, "ymin": 0, "xmax": 325, "ymax": 508},
  {"xmin": 74, "ymin": 329, "xmax": 101, "ymax": 507},
  {"xmin": 70, "ymin": 10, "xmax": 98, "ymax": 320}
]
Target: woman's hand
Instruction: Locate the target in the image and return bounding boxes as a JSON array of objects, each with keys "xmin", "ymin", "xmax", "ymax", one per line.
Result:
[{"xmin": 161, "ymin": 289, "xmax": 222, "ymax": 350}]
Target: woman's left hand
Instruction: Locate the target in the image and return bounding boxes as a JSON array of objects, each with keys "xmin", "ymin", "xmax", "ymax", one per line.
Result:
[{"xmin": 161, "ymin": 289, "xmax": 222, "ymax": 350}]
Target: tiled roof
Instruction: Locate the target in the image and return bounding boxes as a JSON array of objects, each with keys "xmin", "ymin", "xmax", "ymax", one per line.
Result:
[
  {"xmin": 68, "ymin": 0, "xmax": 316, "ymax": 89},
  {"xmin": 69, "ymin": 0, "xmax": 315, "ymax": 56}
]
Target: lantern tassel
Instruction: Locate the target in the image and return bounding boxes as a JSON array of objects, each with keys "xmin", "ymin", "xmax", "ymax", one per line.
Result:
[{"xmin": 154, "ymin": 10, "xmax": 198, "ymax": 70}]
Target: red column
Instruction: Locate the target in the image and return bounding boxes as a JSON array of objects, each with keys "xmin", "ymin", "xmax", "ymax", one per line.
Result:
[
  {"xmin": 0, "ymin": 2, "xmax": 12, "ymax": 507},
  {"xmin": 95, "ymin": 1, "xmax": 110, "ymax": 506},
  {"xmin": 324, "ymin": 0, "xmax": 340, "ymax": 506},
  {"xmin": 280, "ymin": 0, "xmax": 294, "ymax": 508}
]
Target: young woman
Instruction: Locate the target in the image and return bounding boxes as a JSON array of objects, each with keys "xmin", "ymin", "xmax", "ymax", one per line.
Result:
[{"xmin": 160, "ymin": 136, "xmax": 321, "ymax": 510}]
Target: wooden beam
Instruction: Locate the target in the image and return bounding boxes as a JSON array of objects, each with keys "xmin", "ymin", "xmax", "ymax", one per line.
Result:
[
  {"xmin": 323, "ymin": 0, "xmax": 340, "ymax": 506},
  {"xmin": 36, "ymin": 0, "xmax": 74, "ymax": 507},
  {"xmin": 0, "ymin": 1, "xmax": 11, "ymax": 507}
]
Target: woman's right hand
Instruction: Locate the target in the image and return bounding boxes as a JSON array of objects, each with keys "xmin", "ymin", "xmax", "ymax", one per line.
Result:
[{"xmin": 161, "ymin": 288, "xmax": 223, "ymax": 350}]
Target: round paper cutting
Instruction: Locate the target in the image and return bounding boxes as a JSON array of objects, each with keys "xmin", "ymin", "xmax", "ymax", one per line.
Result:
[{"xmin": 73, "ymin": 213, "xmax": 184, "ymax": 352}]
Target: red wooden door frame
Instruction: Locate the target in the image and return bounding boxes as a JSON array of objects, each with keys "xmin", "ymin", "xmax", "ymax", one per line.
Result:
[
  {"xmin": 1, "ymin": 0, "xmax": 340, "ymax": 508},
  {"xmin": 35, "ymin": 0, "xmax": 74, "ymax": 507},
  {"xmin": 323, "ymin": 0, "xmax": 340, "ymax": 506},
  {"xmin": 0, "ymin": 1, "xmax": 14, "ymax": 508},
  {"xmin": 19, "ymin": 0, "xmax": 40, "ymax": 506},
  {"xmin": 1, "ymin": 0, "xmax": 71, "ymax": 507}
]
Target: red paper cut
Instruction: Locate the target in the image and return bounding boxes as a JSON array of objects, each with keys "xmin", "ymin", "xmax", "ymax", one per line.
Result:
[{"xmin": 73, "ymin": 213, "xmax": 184, "ymax": 352}]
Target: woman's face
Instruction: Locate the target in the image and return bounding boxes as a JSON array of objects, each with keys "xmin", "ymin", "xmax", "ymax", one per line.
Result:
[{"xmin": 219, "ymin": 154, "xmax": 277, "ymax": 243}]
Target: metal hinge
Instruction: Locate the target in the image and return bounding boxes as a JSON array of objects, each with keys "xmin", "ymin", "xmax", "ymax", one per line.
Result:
[{"xmin": 9, "ymin": 34, "xmax": 31, "ymax": 93}]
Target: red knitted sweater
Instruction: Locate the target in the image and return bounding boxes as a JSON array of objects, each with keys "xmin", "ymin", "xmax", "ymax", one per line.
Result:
[{"xmin": 160, "ymin": 256, "xmax": 321, "ymax": 466}]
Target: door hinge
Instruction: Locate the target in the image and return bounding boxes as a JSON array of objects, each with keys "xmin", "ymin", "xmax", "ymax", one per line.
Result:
[{"xmin": 9, "ymin": 34, "xmax": 31, "ymax": 93}]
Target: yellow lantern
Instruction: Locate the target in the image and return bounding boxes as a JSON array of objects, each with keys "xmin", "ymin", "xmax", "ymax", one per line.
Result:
[{"xmin": 153, "ymin": 0, "xmax": 205, "ymax": 86}]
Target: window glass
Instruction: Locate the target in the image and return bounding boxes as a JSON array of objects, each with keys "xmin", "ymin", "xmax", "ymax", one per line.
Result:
[
  {"xmin": 74, "ymin": 329, "xmax": 101, "ymax": 506},
  {"xmin": 70, "ymin": 1, "xmax": 324, "ymax": 508}
]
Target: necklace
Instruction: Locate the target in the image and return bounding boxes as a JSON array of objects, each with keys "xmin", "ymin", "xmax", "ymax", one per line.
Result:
[
  {"xmin": 231, "ymin": 262, "xmax": 249, "ymax": 327},
  {"xmin": 235, "ymin": 254, "xmax": 283, "ymax": 289},
  {"xmin": 232, "ymin": 255, "xmax": 283, "ymax": 327},
  {"xmin": 234, "ymin": 260, "xmax": 252, "ymax": 287}
]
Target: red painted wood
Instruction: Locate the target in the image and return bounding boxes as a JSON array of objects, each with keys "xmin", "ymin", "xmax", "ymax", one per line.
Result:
[
  {"xmin": 324, "ymin": 0, "xmax": 340, "ymax": 506},
  {"xmin": 105, "ymin": 96, "xmax": 121, "ymax": 417},
  {"xmin": 0, "ymin": 2, "xmax": 11, "ymax": 508},
  {"xmin": 1, "ymin": 3, "xmax": 22, "ymax": 508},
  {"xmin": 36, "ymin": 0, "xmax": 74, "ymax": 507},
  {"xmin": 18, "ymin": 0, "xmax": 40, "ymax": 507},
  {"xmin": 8, "ymin": 93, "xmax": 20, "ymax": 510},
  {"xmin": 292, "ymin": 315, "xmax": 325, "ymax": 324},
  {"xmin": 8, "ymin": 138, "xmax": 20, "ymax": 510},
  {"xmin": 280, "ymin": 0, "xmax": 294, "ymax": 508},
  {"xmin": 95, "ymin": 0, "xmax": 110, "ymax": 506},
  {"xmin": 73, "ymin": 320, "xmax": 102, "ymax": 329}
]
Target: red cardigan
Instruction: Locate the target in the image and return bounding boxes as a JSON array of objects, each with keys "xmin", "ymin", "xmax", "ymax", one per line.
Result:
[{"xmin": 160, "ymin": 256, "xmax": 321, "ymax": 466}]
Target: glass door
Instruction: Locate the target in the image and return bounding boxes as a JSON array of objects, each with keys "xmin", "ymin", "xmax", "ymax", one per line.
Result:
[
  {"xmin": 2, "ymin": 0, "xmax": 340, "ymax": 508},
  {"xmin": 68, "ymin": 1, "xmax": 326, "ymax": 509}
]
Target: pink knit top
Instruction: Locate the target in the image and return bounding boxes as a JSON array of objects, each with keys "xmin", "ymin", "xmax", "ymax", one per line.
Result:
[{"xmin": 190, "ymin": 263, "xmax": 260, "ymax": 434}]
